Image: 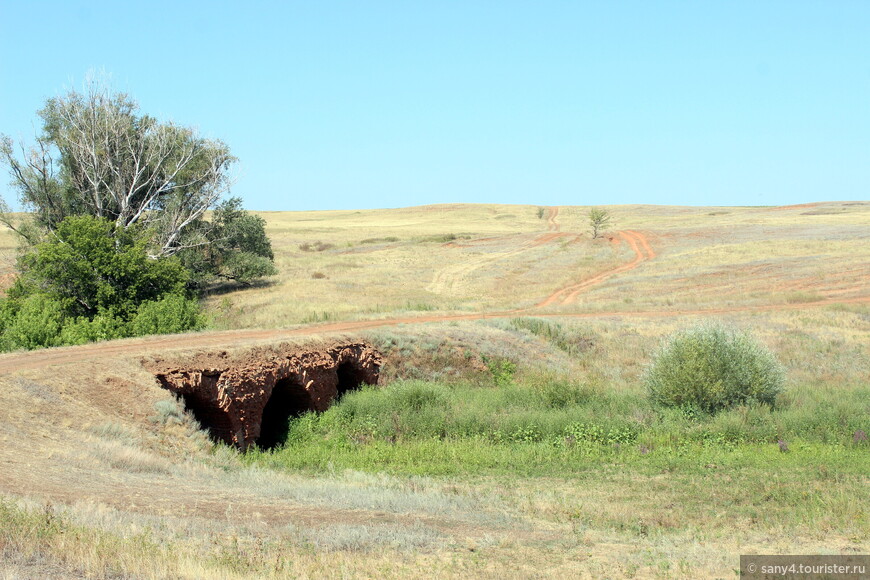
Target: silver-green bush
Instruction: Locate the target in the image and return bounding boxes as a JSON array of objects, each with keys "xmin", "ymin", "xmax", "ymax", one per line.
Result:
[{"xmin": 645, "ymin": 323, "xmax": 784, "ymax": 414}]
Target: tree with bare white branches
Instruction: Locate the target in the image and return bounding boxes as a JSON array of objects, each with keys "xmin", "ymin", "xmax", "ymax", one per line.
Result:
[
  {"xmin": 1, "ymin": 76, "xmax": 235, "ymax": 258},
  {"xmin": 0, "ymin": 76, "xmax": 276, "ymax": 350}
]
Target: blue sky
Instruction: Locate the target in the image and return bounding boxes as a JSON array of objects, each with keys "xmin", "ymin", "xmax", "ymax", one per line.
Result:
[{"xmin": 1, "ymin": 1, "xmax": 868, "ymax": 210}]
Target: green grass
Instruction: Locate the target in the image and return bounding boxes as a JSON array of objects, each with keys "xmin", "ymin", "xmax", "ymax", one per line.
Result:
[
  {"xmin": 242, "ymin": 370, "xmax": 870, "ymax": 550},
  {"xmin": 246, "ymin": 373, "xmax": 870, "ymax": 477},
  {"xmin": 507, "ymin": 317, "xmax": 595, "ymax": 356}
]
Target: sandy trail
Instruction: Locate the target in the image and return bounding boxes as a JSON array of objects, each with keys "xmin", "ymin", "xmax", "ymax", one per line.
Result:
[
  {"xmin": 546, "ymin": 206, "xmax": 560, "ymax": 231},
  {"xmin": 0, "ymin": 211, "xmax": 867, "ymax": 374},
  {"xmin": 426, "ymin": 206, "xmax": 566, "ymax": 294},
  {"xmin": 426, "ymin": 235, "xmax": 546, "ymax": 293},
  {"xmin": 535, "ymin": 230, "xmax": 654, "ymax": 307}
]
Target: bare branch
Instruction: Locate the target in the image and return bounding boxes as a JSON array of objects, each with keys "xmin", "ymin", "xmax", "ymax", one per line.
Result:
[{"xmin": 20, "ymin": 77, "xmax": 237, "ymax": 255}]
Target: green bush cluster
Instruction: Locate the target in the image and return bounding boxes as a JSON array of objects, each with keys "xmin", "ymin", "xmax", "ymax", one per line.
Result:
[
  {"xmin": 0, "ymin": 82, "xmax": 274, "ymax": 350},
  {"xmin": 644, "ymin": 323, "xmax": 785, "ymax": 414},
  {"xmin": 0, "ymin": 216, "xmax": 204, "ymax": 351},
  {"xmin": 0, "ymin": 292, "xmax": 204, "ymax": 351}
]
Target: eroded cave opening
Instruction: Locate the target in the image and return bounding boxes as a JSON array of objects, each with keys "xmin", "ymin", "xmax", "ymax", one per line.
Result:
[
  {"xmin": 179, "ymin": 393, "xmax": 236, "ymax": 445},
  {"xmin": 258, "ymin": 377, "xmax": 316, "ymax": 450},
  {"xmin": 148, "ymin": 342, "xmax": 382, "ymax": 449},
  {"xmin": 336, "ymin": 361, "xmax": 367, "ymax": 397}
]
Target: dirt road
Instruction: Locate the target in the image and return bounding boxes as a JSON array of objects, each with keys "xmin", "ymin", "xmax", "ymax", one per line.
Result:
[
  {"xmin": 426, "ymin": 206, "xmax": 569, "ymax": 294},
  {"xmin": 2, "ymin": 284, "xmax": 866, "ymax": 376},
  {"xmin": 535, "ymin": 230, "xmax": 655, "ymax": 307},
  {"xmin": 546, "ymin": 206, "xmax": 560, "ymax": 231},
  {"xmin": 0, "ymin": 209, "xmax": 866, "ymax": 374}
]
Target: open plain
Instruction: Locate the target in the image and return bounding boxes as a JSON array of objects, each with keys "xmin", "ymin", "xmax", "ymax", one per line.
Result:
[{"xmin": 0, "ymin": 202, "xmax": 868, "ymax": 579}]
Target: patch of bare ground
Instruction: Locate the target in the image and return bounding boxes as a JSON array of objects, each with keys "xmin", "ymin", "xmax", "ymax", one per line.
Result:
[
  {"xmin": 0, "ymin": 348, "xmax": 560, "ymax": 577},
  {"xmin": 545, "ymin": 206, "xmax": 560, "ymax": 231},
  {"xmin": 533, "ymin": 230, "xmax": 656, "ymax": 307}
]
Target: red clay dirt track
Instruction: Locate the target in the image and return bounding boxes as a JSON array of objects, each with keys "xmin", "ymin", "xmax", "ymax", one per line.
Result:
[{"xmin": 0, "ymin": 208, "xmax": 866, "ymax": 374}]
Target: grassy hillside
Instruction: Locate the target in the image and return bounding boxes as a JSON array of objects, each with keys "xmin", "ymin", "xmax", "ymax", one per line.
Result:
[
  {"xmin": 205, "ymin": 201, "xmax": 870, "ymax": 327},
  {"xmin": 0, "ymin": 202, "xmax": 868, "ymax": 578}
]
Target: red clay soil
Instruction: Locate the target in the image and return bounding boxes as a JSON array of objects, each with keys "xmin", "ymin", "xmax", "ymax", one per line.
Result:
[
  {"xmin": 0, "ymin": 223, "xmax": 867, "ymax": 376},
  {"xmin": 147, "ymin": 342, "xmax": 381, "ymax": 449},
  {"xmin": 535, "ymin": 230, "xmax": 655, "ymax": 307}
]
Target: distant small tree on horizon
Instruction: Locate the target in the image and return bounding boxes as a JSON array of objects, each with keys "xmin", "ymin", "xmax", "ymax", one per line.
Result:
[{"xmin": 589, "ymin": 208, "xmax": 611, "ymax": 239}]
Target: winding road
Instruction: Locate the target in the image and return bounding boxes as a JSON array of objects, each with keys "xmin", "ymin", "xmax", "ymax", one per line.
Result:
[
  {"xmin": 426, "ymin": 206, "xmax": 571, "ymax": 294},
  {"xmin": 0, "ymin": 207, "xmax": 866, "ymax": 373},
  {"xmin": 536, "ymin": 230, "xmax": 655, "ymax": 307}
]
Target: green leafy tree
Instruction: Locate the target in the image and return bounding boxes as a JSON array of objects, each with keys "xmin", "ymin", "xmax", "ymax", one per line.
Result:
[
  {"xmin": 1, "ymin": 74, "xmax": 276, "ymax": 292},
  {"xmin": 1, "ymin": 76, "xmax": 234, "ymax": 257},
  {"xmin": 588, "ymin": 208, "xmax": 611, "ymax": 239},
  {"xmin": 0, "ymin": 215, "xmax": 203, "ymax": 351},
  {"xmin": 178, "ymin": 197, "xmax": 277, "ymax": 287},
  {"xmin": 10, "ymin": 215, "xmax": 189, "ymax": 319}
]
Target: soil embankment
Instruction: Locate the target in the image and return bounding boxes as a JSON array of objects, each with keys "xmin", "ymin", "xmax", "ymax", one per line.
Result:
[{"xmin": 148, "ymin": 342, "xmax": 381, "ymax": 449}]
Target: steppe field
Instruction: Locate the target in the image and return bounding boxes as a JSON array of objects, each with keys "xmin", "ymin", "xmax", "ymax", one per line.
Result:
[{"xmin": 0, "ymin": 201, "xmax": 868, "ymax": 579}]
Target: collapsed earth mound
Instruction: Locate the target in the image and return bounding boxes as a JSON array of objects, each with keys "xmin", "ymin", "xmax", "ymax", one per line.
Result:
[{"xmin": 148, "ymin": 342, "xmax": 381, "ymax": 450}]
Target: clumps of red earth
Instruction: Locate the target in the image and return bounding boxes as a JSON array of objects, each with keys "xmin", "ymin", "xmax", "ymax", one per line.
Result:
[{"xmin": 147, "ymin": 342, "xmax": 381, "ymax": 450}]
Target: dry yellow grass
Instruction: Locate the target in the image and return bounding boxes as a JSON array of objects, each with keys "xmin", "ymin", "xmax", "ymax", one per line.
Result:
[
  {"xmin": 0, "ymin": 201, "xmax": 868, "ymax": 578},
  {"xmin": 204, "ymin": 201, "xmax": 869, "ymax": 327}
]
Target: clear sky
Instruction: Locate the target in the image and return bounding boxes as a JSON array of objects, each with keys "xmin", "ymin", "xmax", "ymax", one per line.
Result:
[{"xmin": 1, "ymin": 1, "xmax": 868, "ymax": 210}]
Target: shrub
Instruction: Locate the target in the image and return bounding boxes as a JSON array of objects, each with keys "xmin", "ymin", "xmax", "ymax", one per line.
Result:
[
  {"xmin": 483, "ymin": 356, "xmax": 517, "ymax": 387},
  {"xmin": 0, "ymin": 294, "xmax": 65, "ymax": 350},
  {"xmin": 0, "ymin": 215, "xmax": 209, "ymax": 351},
  {"xmin": 58, "ymin": 313, "xmax": 128, "ymax": 345},
  {"xmin": 10, "ymin": 215, "xmax": 189, "ymax": 320},
  {"xmin": 360, "ymin": 236, "xmax": 400, "ymax": 244},
  {"xmin": 644, "ymin": 323, "xmax": 784, "ymax": 414},
  {"xmin": 128, "ymin": 295, "xmax": 205, "ymax": 336}
]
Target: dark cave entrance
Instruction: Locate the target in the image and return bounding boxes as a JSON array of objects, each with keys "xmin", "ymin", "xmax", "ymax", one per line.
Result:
[
  {"xmin": 179, "ymin": 393, "xmax": 236, "ymax": 445},
  {"xmin": 336, "ymin": 361, "xmax": 367, "ymax": 397},
  {"xmin": 257, "ymin": 377, "xmax": 316, "ymax": 450}
]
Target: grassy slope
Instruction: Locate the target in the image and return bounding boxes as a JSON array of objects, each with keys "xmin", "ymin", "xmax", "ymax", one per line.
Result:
[
  {"xmin": 205, "ymin": 201, "xmax": 870, "ymax": 326},
  {"xmin": 0, "ymin": 202, "xmax": 868, "ymax": 579}
]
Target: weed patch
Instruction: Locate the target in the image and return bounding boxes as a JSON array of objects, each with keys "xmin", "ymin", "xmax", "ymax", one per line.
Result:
[
  {"xmin": 247, "ymin": 367, "xmax": 868, "ymax": 477},
  {"xmin": 785, "ymin": 291, "xmax": 824, "ymax": 304},
  {"xmin": 508, "ymin": 317, "xmax": 595, "ymax": 356},
  {"xmin": 413, "ymin": 233, "xmax": 472, "ymax": 243},
  {"xmin": 298, "ymin": 241, "xmax": 335, "ymax": 252},
  {"xmin": 359, "ymin": 236, "xmax": 400, "ymax": 244}
]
